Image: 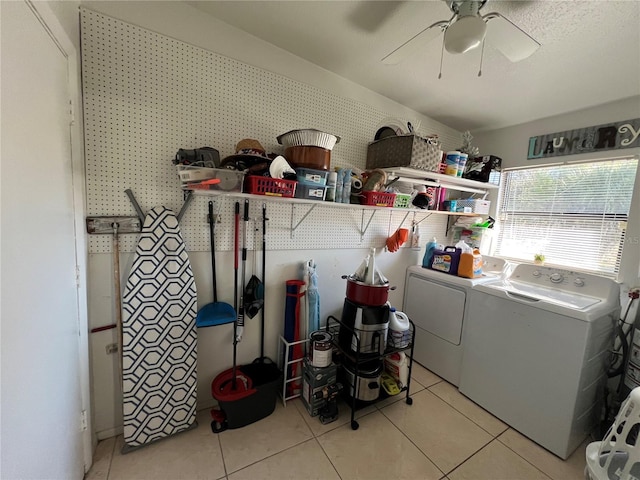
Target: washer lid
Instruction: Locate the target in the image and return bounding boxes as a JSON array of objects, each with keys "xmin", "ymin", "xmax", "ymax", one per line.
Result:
[{"xmin": 476, "ymin": 280, "xmax": 602, "ymax": 311}]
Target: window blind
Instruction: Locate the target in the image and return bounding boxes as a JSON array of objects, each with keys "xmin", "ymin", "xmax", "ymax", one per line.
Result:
[{"xmin": 495, "ymin": 157, "xmax": 638, "ymax": 277}]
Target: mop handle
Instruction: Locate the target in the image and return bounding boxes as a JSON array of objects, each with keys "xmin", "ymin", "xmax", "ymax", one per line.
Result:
[
  {"xmin": 243, "ymin": 199, "xmax": 249, "ymax": 263},
  {"xmin": 209, "ymin": 201, "xmax": 217, "ymax": 302},
  {"xmin": 234, "ymin": 203, "xmax": 239, "ymax": 269},
  {"xmin": 261, "ymin": 203, "xmax": 267, "ymax": 361}
]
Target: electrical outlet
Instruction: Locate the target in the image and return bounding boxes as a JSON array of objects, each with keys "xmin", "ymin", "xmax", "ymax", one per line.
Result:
[{"xmin": 106, "ymin": 343, "xmax": 118, "ymax": 354}]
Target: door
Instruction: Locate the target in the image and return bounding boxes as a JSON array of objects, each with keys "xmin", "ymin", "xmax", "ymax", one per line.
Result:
[{"xmin": 1, "ymin": 1, "xmax": 86, "ymax": 478}]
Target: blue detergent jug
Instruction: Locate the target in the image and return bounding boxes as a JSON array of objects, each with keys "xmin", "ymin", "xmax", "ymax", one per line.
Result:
[{"xmin": 422, "ymin": 237, "xmax": 438, "ymax": 268}]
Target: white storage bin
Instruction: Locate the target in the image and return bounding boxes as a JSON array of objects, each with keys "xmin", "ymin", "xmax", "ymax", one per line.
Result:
[{"xmin": 455, "ymin": 199, "xmax": 490, "ymax": 214}]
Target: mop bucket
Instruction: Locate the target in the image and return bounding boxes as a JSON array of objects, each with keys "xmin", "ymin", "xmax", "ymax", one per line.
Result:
[
  {"xmin": 585, "ymin": 387, "xmax": 640, "ymax": 480},
  {"xmin": 210, "ymin": 359, "xmax": 281, "ymax": 433}
]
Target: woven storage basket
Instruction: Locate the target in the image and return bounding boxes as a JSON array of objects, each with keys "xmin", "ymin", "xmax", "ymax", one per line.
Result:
[{"xmin": 366, "ymin": 134, "xmax": 441, "ymax": 171}]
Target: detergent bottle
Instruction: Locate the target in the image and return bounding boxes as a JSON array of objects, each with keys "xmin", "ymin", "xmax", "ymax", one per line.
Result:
[
  {"xmin": 388, "ymin": 307, "xmax": 411, "ymax": 349},
  {"xmin": 422, "ymin": 237, "xmax": 438, "ymax": 268}
]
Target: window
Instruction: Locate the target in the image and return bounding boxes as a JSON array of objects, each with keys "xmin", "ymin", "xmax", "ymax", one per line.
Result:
[{"xmin": 495, "ymin": 157, "xmax": 638, "ymax": 277}]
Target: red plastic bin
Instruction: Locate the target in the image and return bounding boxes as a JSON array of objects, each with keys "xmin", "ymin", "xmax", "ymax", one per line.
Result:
[
  {"xmin": 245, "ymin": 176, "xmax": 297, "ymax": 197},
  {"xmin": 360, "ymin": 191, "xmax": 396, "ymax": 207}
]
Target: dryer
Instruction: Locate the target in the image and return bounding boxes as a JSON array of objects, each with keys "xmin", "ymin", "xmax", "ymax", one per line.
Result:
[
  {"xmin": 459, "ymin": 264, "xmax": 620, "ymax": 459},
  {"xmin": 402, "ymin": 256, "xmax": 507, "ymax": 386}
]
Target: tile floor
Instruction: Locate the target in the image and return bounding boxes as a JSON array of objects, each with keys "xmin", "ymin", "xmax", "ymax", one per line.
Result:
[{"xmin": 86, "ymin": 363, "xmax": 590, "ymax": 480}]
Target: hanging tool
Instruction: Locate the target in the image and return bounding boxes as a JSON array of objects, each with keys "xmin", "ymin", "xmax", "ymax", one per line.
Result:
[
  {"xmin": 244, "ymin": 217, "xmax": 263, "ymax": 320},
  {"xmin": 196, "ymin": 201, "xmax": 236, "ymax": 327},
  {"xmin": 85, "ymin": 216, "xmax": 142, "ymax": 378},
  {"xmin": 238, "ymin": 199, "xmax": 250, "ymax": 341},
  {"xmin": 259, "ymin": 203, "xmax": 268, "ymax": 362},
  {"xmin": 233, "ymin": 201, "xmax": 241, "ymax": 388}
]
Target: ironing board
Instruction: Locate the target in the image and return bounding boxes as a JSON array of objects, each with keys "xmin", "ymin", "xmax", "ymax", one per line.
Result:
[{"xmin": 121, "ymin": 206, "xmax": 197, "ymax": 451}]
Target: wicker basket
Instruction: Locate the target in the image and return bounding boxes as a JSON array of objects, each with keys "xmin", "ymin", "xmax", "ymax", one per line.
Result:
[{"xmin": 366, "ymin": 135, "xmax": 441, "ymax": 171}]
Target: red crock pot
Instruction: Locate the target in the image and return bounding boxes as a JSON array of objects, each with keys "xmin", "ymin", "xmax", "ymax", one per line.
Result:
[{"xmin": 344, "ymin": 276, "xmax": 395, "ymax": 306}]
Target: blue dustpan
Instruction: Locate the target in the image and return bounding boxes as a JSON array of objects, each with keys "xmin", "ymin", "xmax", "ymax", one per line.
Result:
[
  {"xmin": 197, "ymin": 201, "xmax": 237, "ymax": 328},
  {"xmin": 196, "ymin": 302, "xmax": 236, "ymax": 327}
]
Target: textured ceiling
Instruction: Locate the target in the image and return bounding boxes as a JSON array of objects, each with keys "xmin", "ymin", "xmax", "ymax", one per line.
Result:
[{"xmin": 187, "ymin": 0, "xmax": 640, "ymax": 132}]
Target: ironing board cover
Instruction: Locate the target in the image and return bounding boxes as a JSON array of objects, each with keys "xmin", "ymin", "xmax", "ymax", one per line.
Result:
[{"xmin": 121, "ymin": 206, "xmax": 197, "ymax": 449}]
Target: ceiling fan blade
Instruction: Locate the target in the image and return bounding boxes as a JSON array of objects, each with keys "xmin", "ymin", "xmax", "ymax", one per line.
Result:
[
  {"xmin": 381, "ymin": 19, "xmax": 449, "ymax": 65},
  {"xmin": 483, "ymin": 12, "xmax": 540, "ymax": 62}
]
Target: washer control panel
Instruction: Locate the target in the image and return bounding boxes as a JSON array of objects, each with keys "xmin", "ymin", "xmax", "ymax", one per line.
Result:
[{"xmin": 511, "ymin": 265, "xmax": 588, "ymax": 292}]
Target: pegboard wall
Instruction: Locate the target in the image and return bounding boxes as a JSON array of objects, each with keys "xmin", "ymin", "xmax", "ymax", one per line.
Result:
[{"xmin": 81, "ymin": 8, "xmax": 457, "ymax": 253}]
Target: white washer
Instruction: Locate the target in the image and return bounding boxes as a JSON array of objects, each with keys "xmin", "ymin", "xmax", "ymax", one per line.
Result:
[
  {"xmin": 402, "ymin": 256, "xmax": 508, "ymax": 386},
  {"xmin": 459, "ymin": 264, "xmax": 620, "ymax": 459}
]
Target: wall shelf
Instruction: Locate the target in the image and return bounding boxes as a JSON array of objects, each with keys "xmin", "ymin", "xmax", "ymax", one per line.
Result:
[
  {"xmin": 184, "ymin": 186, "xmax": 484, "ymax": 241},
  {"xmin": 381, "ymin": 167, "xmax": 499, "ymax": 197},
  {"xmin": 184, "ymin": 187, "xmax": 484, "ymax": 215}
]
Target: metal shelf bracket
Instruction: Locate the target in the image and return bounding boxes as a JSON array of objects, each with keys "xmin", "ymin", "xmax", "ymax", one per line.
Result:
[
  {"xmin": 290, "ymin": 203, "xmax": 317, "ymax": 238},
  {"xmin": 360, "ymin": 209, "xmax": 377, "ymax": 242}
]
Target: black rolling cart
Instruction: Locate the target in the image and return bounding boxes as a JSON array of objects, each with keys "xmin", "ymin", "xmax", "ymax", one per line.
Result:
[{"xmin": 325, "ymin": 314, "xmax": 415, "ymax": 430}]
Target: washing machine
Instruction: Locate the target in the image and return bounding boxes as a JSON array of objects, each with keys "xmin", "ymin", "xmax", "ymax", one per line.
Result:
[
  {"xmin": 459, "ymin": 264, "xmax": 620, "ymax": 459},
  {"xmin": 402, "ymin": 256, "xmax": 508, "ymax": 386}
]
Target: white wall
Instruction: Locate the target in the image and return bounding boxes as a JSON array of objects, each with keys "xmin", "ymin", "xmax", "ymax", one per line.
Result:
[
  {"xmin": 472, "ymin": 96, "xmax": 640, "ymax": 295},
  {"xmin": 79, "ymin": 3, "xmax": 460, "ymax": 438}
]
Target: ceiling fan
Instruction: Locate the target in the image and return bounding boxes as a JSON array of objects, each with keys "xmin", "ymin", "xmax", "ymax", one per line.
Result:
[{"xmin": 381, "ymin": 0, "xmax": 540, "ymax": 75}]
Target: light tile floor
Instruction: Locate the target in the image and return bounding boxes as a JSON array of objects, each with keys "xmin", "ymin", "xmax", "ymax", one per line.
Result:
[{"xmin": 86, "ymin": 363, "xmax": 589, "ymax": 480}]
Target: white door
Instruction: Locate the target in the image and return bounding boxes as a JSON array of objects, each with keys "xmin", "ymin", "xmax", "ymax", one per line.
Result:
[{"xmin": 1, "ymin": 2, "xmax": 85, "ymax": 478}]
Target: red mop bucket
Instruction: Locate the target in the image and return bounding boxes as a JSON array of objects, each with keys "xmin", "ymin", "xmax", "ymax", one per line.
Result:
[{"xmin": 210, "ymin": 360, "xmax": 281, "ymax": 433}]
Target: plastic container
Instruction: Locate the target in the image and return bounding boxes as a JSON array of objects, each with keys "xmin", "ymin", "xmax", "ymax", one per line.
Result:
[
  {"xmin": 178, "ymin": 166, "xmax": 245, "ymax": 191},
  {"xmin": 457, "ymin": 153, "xmax": 468, "ymax": 177},
  {"xmin": 210, "ymin": 360, "xmax": 281, "ymax": 432},
  {"xmin": 422, "ymin": 237, "xmax": 438, "ymax": 268},
  {"xmin": 429, "ymin": 246, "xmax": 462, "ymax": 275},
  {"xmin": 445, "ymin": 151, "xmax": 460, "ymax": 176},
  {"xmin": 442, "ymin": 199, "xmax": 457, "ymax": 212},
  {"xmin": 388, "ymin": 308, "xmax": 411, "ymax": 349},
  {"xmin": 455, "ymin": 199, "xmax": 491, "ymax": 214},
  {"xmin": 294, "ymin": 183, "xmax": 327, "ymax": 201},
  {"xmin": 295, "ymin": 167, "xmax": 329, "ymax": 186},
  {"xmin": 384, "ymin": 351, "xmax": 409, "ymax": 389},
  {"xmin": 394, "ymin": 193, "xmax": 412, "ymax": 208},
  {"xmin": 360, "ymin": 191, "xmax": 396, "ymax": 207},
  {"xmin": 585, "ymin": 387, "xmax": 640, "ymax": 480},
  {"xmin": 326, "ymin": 171, "xmax": 337, "ymax": 202},
  {"xmin": 245, "ymin": 176, "xmax": 297, "ymax": 197},
  {"xmin": 458, "ymin": 249, "xmax": 483, "ymax": 279}
]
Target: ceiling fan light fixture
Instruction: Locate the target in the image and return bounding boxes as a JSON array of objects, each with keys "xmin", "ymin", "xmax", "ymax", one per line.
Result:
[{"xmin": 444, "ymin": 15, "xmax": 487, "ymax": 54}]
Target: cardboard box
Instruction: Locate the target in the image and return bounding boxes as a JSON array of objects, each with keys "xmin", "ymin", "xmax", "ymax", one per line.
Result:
[{"xmin": 301, "ymin": 358, "xmax": 337, "ymax": 417}]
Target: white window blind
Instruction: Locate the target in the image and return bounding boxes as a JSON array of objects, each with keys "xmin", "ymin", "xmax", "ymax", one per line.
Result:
[{"xmin": 495, "ymin": 157, "xmax": 638, "ymax": 277}]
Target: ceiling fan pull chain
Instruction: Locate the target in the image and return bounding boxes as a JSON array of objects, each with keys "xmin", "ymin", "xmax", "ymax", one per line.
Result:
[
  {"xmin": 438, "ymin": 34, "xmax": 446, "ymax": 79},
  {"xmin": 477, "ymin": 38, "xmax": 486, "ymax": 77}
]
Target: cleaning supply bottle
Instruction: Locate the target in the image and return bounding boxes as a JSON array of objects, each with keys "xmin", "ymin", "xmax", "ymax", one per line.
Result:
[
  {"xmin": 385, "ymin": 351, "xmax": 409, "ymax": 388},
  {"xmin": 388, "ymin": 307, "xmax": 411, "ymax": 349},
  {"xmin": 422, "ymin": 237, "xmax": 438, "ymax": 268}
]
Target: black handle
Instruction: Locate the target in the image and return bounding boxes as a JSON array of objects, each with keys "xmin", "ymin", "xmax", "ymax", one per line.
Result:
[
  {"xmin": 208, "ymin": 201, "xmax": 217, "ymax": 302},
  {"xmin": 244, "ymin": 199, "xmax": 249, "ymax": 221}
]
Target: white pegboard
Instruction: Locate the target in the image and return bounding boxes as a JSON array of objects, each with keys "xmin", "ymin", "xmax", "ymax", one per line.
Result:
[{"xmin": 81, "ymin": 9, "xmax": 460, "ymax": 253}]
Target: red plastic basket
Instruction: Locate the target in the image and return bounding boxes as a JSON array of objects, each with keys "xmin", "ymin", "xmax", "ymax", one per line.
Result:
[
  {"xmin": 245, "ymin": 176, "xmax": 297, "ymax": 197},
  {"xmin": 360, "ymin": 191, "xmax": 396, "ymax": 207}
]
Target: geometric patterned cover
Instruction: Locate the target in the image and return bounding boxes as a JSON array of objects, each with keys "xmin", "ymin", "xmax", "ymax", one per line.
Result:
[{"xmin": 121, "ymin": 206, "xmax": 197, "ymax": 449}]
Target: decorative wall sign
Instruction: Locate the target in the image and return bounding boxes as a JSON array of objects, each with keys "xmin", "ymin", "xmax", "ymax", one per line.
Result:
[{"xmin": 527, "ymin": 118, "xmax": 640, "ymax": 159}]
